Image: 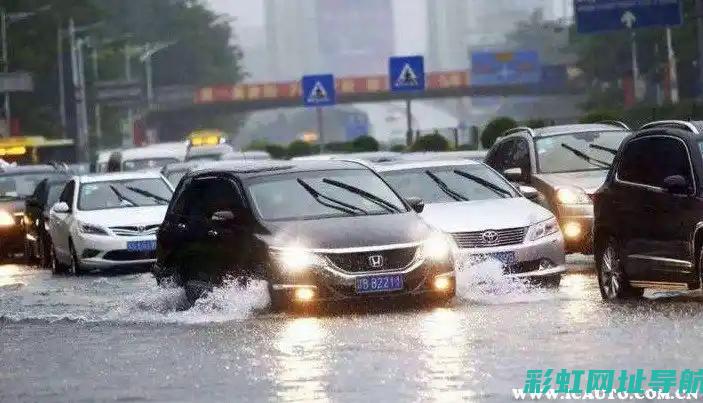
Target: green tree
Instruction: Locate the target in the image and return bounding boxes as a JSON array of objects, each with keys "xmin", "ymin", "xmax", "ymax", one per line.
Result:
[
  {"xmin": 351, "ymin": 135, "xmax": 379, "ymax": 152},
  {"xmin": 411, "ymin": 134, "xmax": 449, "ymax": 152},
  {"xmin": 265, "ymin": 144, "xmax": 287, "ymax": 159},
  {"xmin": 580, "ymin": 110, "xmax": 622, "ymax": 124},
  {"xmin": 288, "ymin": 140, "xmax": 314, "ymax": 157},
  {"xmin": 481, "ymin": 117, "xmax": 517, "ymax": 148}
]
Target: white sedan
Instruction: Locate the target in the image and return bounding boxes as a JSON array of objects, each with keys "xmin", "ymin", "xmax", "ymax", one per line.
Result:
[{"xmin": 48, "ymin": 171, "xmax": 173, "ymax": 275}]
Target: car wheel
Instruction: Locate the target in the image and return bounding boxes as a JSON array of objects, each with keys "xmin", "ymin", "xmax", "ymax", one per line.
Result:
[
  {"xmin": 24, "ymin": 239, "xmax": 36, "ymax": 265},
  {"xmin": 39, "ymin": 235, "xmax": 51, "ymax": 268},
  {"xmin": 68, "ymin": 241, "xmax": 84, "ymax": 276},
  {"xmin": 596, "ymin": 237, "xmax": 643, "ymax": 300},
  {"xmin": 267, "ymin": 283, "xmax": 288, "ymax": 312},
  {"xmin": 50, "ymin": 246, "xmax": 65, "ymax": 275}
]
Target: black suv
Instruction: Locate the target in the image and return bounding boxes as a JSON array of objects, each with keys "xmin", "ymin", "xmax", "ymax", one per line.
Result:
[
  {"xmin": 153, "ymin": 160, "xmax": 456, "ymax": 308},
  {"xmin": 594, "ymin": 120, "xmax": 703, "ymax": 300}
]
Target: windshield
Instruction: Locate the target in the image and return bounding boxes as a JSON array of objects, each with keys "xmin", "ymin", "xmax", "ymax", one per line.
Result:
[
  {"xmin": 123, "ymin": 158, "xmax": 179, "ymax": 171},
  {"xmin": 247, "ymin": 169, "xmax": 406, "ymax": 221},
  {"xmin": 78, "ymin": 178, "xmax": 173, "ymax": 211},
  {"xmin": 0, "ymin": 173, "xmax": 67, "ymax": 200},
  {"xmin": 535, "ymin": 131, "xmax": 629, "ymax": 174},
  {"xmin": 381, "ymin": 164, "xmax": 517, "ymax": 203},
  {"xmin": 165, "ymin": 170, "xmax": 189, "ymax": 186}
]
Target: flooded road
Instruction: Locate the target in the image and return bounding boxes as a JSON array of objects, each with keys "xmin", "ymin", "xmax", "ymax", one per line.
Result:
[{"xmin": 1, "ymin": 257, "xmax": 702, "ymax": 402}]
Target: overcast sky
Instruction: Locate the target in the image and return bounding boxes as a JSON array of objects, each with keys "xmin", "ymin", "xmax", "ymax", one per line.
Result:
[{"xmin": 204, "ymin": 0, "xmax": 427, "ymax": 54}]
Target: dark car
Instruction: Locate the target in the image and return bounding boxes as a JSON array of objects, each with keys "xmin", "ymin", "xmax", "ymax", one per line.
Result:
[
  {"xmin": 593, "ymin": 120, "xmax": 703, "ymax": 300},
  {"xmin": 23, "ymin": 177, "xmax": 69, "ymax": 266},
  {"xmin": 153, "ymin": 160, "xmax": 456, "ymax": 308},
  {"xmin": 486, "ymin": 122, "xmax": 631, "ymax": 253},
  {"xmin": 0, "ymin": 165, "xmax": 70, "ymax": 258}
]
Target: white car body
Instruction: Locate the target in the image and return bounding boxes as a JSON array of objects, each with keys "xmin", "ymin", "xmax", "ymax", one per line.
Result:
[
  {"xmin": 376, "ymin": 160, "xmax": 566, "ymax": 280},
  {"xmin": 48, "ymin": 171, "xmax": 173, "ymax": 271},
  {"xmin": 118, "ymin": 142, "xmax": 188, "ymax": 171}
]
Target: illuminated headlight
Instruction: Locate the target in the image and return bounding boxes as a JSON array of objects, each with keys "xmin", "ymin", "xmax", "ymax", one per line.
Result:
[
  {"xmin": 78, "ymin": 222, "xmax": 109, "ymax": 236},
  {"xmin": 273, "ymin": 246, "xmax": 325, "ymax": 273},
  {"xmin": 0, "ymin": 210, "xmax": 15, "ymax": 227},
  {"xmin": 555, "ymin": 187, "xmax": 591, "ymax": 205},
  {"xmin": 419, "ymin": 232, "xmax": 455, "ymax": 262},
  {"xmin": 526, "ymin": 217, "xmax": 560, "ymax": 241}
]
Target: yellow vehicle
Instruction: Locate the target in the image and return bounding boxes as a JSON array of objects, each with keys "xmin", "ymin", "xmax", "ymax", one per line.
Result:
[
  {"xmin": 187, "ymin": 130, "xmax": 226, "ymax": 147},
  {"xmin": 185, "ymin": 130, "xmax": 231, "ymax": 161},
  {"xmin": 0, "ymin": 136, "xmax": 76, "ymax": 165}
]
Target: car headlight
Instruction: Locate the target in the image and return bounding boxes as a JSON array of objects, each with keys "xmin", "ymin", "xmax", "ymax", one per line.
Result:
[
  {"xmin": 526, "ymin": 217, "xmax": 560, "ymax": 241},
  {"xmin": 78, "ymin": 222, "xmax": 109, "ymax": 235},
  {"xmin": 272, "ymin": 246, "xmax": 325, "ymax": 273},
  {"xmin": 419, "ymin": 232, "xmax": 455, "ymax": 262},
  {"xmin": 0, "ymin": 210, "xmax": 14, "ymax": 227},
  {"xmin": 555, "ymin": 187, "xmax": 591, "ymax": 205}
]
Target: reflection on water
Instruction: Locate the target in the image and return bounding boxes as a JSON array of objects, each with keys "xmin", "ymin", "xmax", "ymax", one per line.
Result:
[
  {"xmin": 275, "ymin": 317, "xmax": 330, "ymax": 402},
  {"xmin": 0, "ymin": 265, "xmax": 24, "ymax": 288},
  {"xmin": 418, "ymin": 308, "xmax": 477, "ymax": 401},
  {"xmin": 558, "ymin": 273, "xmax": 595, "ymax": 326}
]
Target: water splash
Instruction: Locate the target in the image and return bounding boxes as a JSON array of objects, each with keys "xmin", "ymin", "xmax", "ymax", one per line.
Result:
[{"xmin": 454, "ymin": 256, "xmax": 558, "ymax": 304}]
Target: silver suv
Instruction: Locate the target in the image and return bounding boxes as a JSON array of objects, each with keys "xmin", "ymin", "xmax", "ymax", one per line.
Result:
[{"xmin": 486, "ymin": 122, "xmax": 631, "ymax": 253}]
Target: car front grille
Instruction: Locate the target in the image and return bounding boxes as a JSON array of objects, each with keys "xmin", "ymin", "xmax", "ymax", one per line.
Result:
[
  {"xmin": 103, "ymin": 250, "xmax": 156, "ymax": 261},
  {"xmin": 325, "ymin": 246, "xmax": 418, "ymax": 273},
  {"xmin": 110, "ymin": 224, "xmax": 160, "ymax": 237},
  {"xmin": 452, "ymin": 227, "xmax": 527, "ymax": 248}
]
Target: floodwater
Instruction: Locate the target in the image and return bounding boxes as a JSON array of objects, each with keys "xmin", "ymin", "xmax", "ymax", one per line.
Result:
[{"xmin": 1, "ymin": 257, "xmax": 702, "ymax": 402}]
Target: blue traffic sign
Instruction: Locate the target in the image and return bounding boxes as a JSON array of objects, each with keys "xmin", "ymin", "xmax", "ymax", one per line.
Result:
[
  {"xmin": 302, "ymin": 74, "xmax": 336, "ymax": 107},
  {"xmin": 575, "ymin": 0, "xmax": 682, "ymax": 34},
  {"xmin": 389, "ymin": 55, "xmax": 425, "ymax": 92},
  {"xmin": 471, "ymin": 51, "xmax": 541, "ymax": 86}
]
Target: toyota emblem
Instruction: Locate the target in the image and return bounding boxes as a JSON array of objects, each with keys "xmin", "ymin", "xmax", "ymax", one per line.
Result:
[
  {"xmin": 481, "ymin": 230, "xmax": 499, "ymax": 244},
  {"xmin": 368, "ymin": 254, "xmax": 384, "ymax": 268}
]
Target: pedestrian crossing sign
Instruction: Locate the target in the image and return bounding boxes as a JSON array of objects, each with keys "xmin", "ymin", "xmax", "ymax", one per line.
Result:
[
  {"xmin": 389, "ymin": 55, "xmax": 425, "ymax": 92},
  {"xmin": 302, "ymin": 74, "xmax": 336, "ymax": 107}
]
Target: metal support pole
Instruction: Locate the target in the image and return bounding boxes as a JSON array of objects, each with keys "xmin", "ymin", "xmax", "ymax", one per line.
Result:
[
  {"xmin": 405, "ymin": 98, "xmax": 413, "ymax": 147},
  {"xmin": 91, "ymin": 44, "xmax": 101, "ymax": 147},
  {"xmin": 124, "ymin": 44, "xmax": 133, "ymax": 146},
  {"xmin": 1, "ymin": 8, "xmax": 10, "ymax": 134},
  {"xmin": 631, "ymin": 31, "xmax": 640, "ymax": 101},
  {"xmin": 316, "ymin": 107, "xmax": 325, "ymax": 153},
  {"xmin": 697, "ymin": 0, "xmax": 703, "ymax": 99},
  {"xmin": 70, "ymin": 19, "xmax": 89, "ymax": 162},
  {"xmin": 666, "ymin": 27, "xmax": 679, "ymax": 104},
  {"xmin": 57, "ymin": 25, "xmax": 67, "ymax": 136},
  {"xmin": 145, "ymin": 55, "xmax": 153, "ymax": 109}
]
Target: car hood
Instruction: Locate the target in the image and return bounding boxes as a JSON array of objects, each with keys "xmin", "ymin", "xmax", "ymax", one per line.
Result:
[
  {"xmin": 76, "ymin": 205, "xmax": 168, "ymax": 227},
  {"xmin": 0, "ymin": 199, "xmax": 25, "ymax": 214},
  {"xmin": 260, "ymin": 212, "xmax": 431, "ymax": 250},
  {"xmin": 419, "ymin": 198, "xmax": 553, "ymax": 233},
  {"xmin": 533, "ymin": 170, "xmax": 608, "ymax": 194}
]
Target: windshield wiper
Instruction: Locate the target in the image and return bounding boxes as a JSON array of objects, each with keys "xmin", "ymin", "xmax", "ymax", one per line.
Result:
[
  {"xmin": 297, "ymin": 179, "xmax": 367, "ymax": 216},
  {"xmin": 425, "ymin": 170, "xmax": 468, "ymax": 201},
  {"xmin": 589, "ymin": 143, "xmax": 618, "ymax": 155},
  {"xmin": 561, "ymin": 143, "xmax": 611, "ymax": 169},
  {"xmin": 453, "ymin": 170, "xmax": 512, "ymax": 198},
  {"xmin": 109, "ymin": 185, "xmax": 137, "ymax": 207},
  {"xmin": 125, "ymin": 186, "xmax": 170, "ymax": 205},
  {"xmin": 321, "ymin": 178, "xmax": 401, "ymax": 213}
]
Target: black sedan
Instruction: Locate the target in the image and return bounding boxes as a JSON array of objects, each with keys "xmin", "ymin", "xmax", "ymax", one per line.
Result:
[{"xmin": 23, "ymin": 177, "xmax": 69, "ymax": 266}]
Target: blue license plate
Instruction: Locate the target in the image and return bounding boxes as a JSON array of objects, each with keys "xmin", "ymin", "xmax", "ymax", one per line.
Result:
[
  {"xmin": 126, "ymin": 240, "xmax": 157, "ymax": 252},
  {"xmin": 487, "ymin": 251, "xmax": 516, "ymax": 265},
  {"xmin": 355, "ymin": 274, "xmax": 404, "ymax": 294}
]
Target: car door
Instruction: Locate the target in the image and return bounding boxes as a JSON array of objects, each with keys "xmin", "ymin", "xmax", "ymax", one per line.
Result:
[
  {"xmin": 49, "ymin": 180, "xmax": 75, "ymax": 261},
  {"xmin": 25, "ymin": 179, "xmax": 47, "ymax": 248},
  {"xmin": 200, "ymin": 176, "xmax": 254, "ymax": 282},
  {"xmin": 615, "ymin": 134, "xmax": 696, "ymax": 283}
]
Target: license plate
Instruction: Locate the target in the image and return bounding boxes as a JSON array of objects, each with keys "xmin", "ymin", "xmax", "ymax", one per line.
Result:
[
  {"xmin": 487, "ymin": 251, "xmax": 516, "ymax": 265},
  {"xmin": 355, "ymin": 274, "xmax": 404, "ymax": 294},
  {"xmin": 126, "ymin": 240, "xmax": 157, "ymax": 252}
]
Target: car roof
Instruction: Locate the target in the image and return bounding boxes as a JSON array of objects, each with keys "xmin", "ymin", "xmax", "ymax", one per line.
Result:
[
  {"xmin": 190, "ymin": 159, "xmax": 369, "ymax": 177},
  {"xmin": 292, "ymin": 151, "xmax": 400, "ymax": 163},
  {"xmin": 638, "ymin": 120, "xmax": 703, "ymax": 134},
  {"xmin": 373, "ymin": 159, "xmax": 482, "ymax": 172},
  {"xmin": 509, "ymin": 123, "xmax": 630, "ymax": 138},
  {"xmin": 118, "ymin": 143, "xmax": 188, "ymax": 160},
  {"xmin": 78, "ymin": 171, "xmax": 165, "ymax": 183},
  {"xmin": 0, "ymin": 165, "xmax": 63, "ymax": 175}
]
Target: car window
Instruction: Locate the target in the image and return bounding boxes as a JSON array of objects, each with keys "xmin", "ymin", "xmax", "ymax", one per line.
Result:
[
  {"xmin": 382, "ymin": 164, "xmax": 516, "ymax": 203},
  {"xmin": 180, "ymin": 177, "xmax": 244, "ymax": 220},
  {"xmin": 78, "ymin": 178, "xmax": 173, "ymax": 211},
  {"xmin": 618, "ymin": 136, "xmax": 692, "ymax": 188},
  {"xmin": 486, "ymin": 138, "xmax": 515, "ymax": 171},
  {"xmin": 123, "ymin": 158, "xmax": 179, "ymax": 171},
  {"xmin": 47, "ymin": 184, "xmax": 66, "ymax": 208},
  {"xmin": 535, "ymin": 131, "xmax": 629, "ymax": 173},
  {"xmin": 247, "ymin": 169, "xmax": 407, "ymax": 221},
  {"xmin": 0, "ymin": 172, "xmax": 67, "ymax": 200},
  {"xmin": 166, "ymin": 170, "xmax": 188, "ymax": 186},
  {"xmin": 59, "ymin": 181, "xmax": 75, "ymax": 204}
]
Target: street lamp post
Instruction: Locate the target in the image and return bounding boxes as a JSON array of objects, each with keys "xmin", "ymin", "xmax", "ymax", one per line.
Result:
[{"xmin": 139, "ymin": 41, "xmax": 176, "ymax": 109}]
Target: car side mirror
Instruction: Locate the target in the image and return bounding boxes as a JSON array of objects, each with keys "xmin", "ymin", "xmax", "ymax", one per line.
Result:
[
  {"xmin": 211, "ymin": 210, "xmax": 236, "ymax": 223},
  {"xmin": 663, "ymin": 175, "xmax": 689, "ymax": 195},
  {"xmin": 519, "ymin": 185, "xmax": 540, "ymax": 201},
  {"xmin": 503, "ymin": 167, "xmax": 525, "ymax": 183},
  {"xmin": 406, "ymin": 197, "xmax": 425, "ymax": 213},
  {"xmin": 52, "ymin": 202, "xmax": 70, "ymax": 214}
]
